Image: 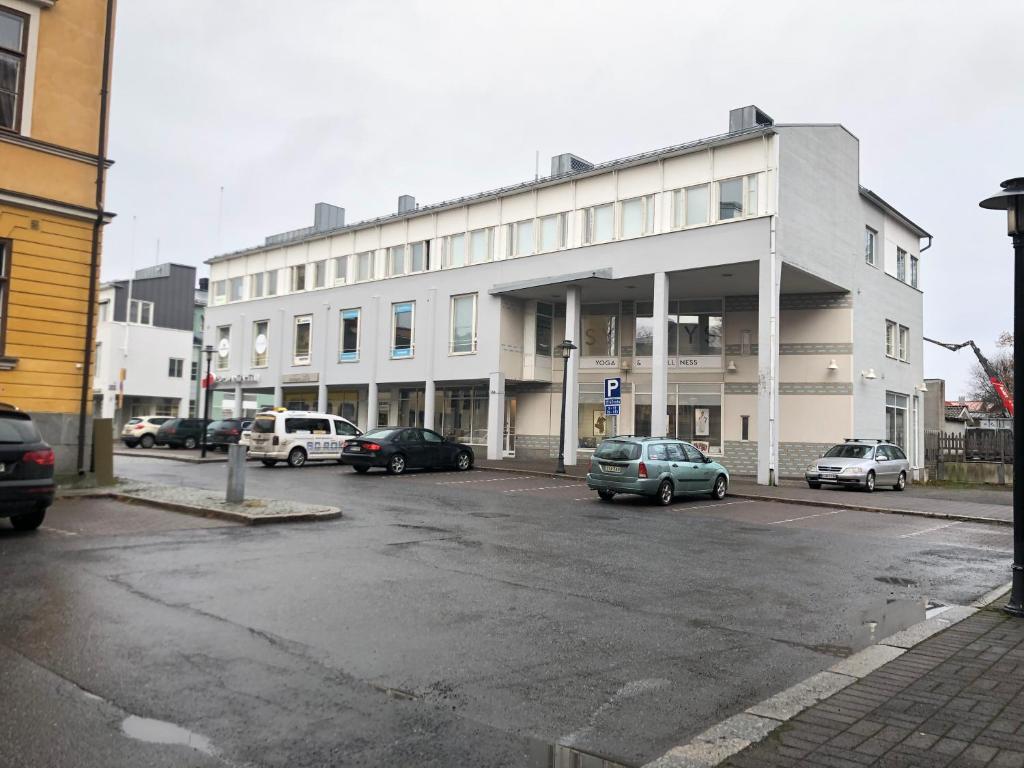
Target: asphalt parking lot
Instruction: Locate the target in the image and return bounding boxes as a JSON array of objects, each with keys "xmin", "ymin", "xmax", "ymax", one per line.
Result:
[{"xmin": 0, "ymin": 456, "xmax": 1013, "ymax": 767}]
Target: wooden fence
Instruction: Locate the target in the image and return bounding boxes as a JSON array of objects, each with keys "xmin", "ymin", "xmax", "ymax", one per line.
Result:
[{"xmin": 925, "ymin": 429, "xmax": 1014, "ymax": 465}]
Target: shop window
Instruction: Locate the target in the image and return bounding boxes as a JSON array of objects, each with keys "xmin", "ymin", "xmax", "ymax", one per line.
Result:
[
  {"xmin": 581, "ymin": 303, "xmax": 618, "ymax": 357},
  {"xmin": 578, "ymin": 382, "xmax": 621, "ymax": 449},
  {"xmin": 438, "ymin": 387, "xmax": 488, "ymax": 445},
  {"xmin": 536, "ymin": 302, "xmax": 553, "ymax": 356},
  {"xmin": 329, "ymin": 390, "xmax": 361, "ymax": 423}
]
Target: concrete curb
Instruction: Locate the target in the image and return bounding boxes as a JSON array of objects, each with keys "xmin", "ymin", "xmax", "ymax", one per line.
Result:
[
  {"xmin": 641, "ymin": 582, "xmax": 1013, "ymax": 768},
  {"xmin": 727, "ymin": 491, "xmax": 1011, "ymax": 527},
  {"xmin": 113, "ymin": 450, "xmax": 229, "ymax": 464},
  {"xmin": 474, "ymin": 464, "xmax": 586, "ymax": 481},
  {"xmin": 65, "ymin": 490, "xmax": 342, "ymax": 526}
]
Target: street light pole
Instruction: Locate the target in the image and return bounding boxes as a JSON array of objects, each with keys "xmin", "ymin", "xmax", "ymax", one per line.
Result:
[
  {"xmin": 980, "ymin": 177, "xmax": 1024, "ymax": 617},
  {"xmin": 556, "ymin": 339, "xmax": 577, "ymax": 474},
  {"xmin": 200, "ymin": 345, "xmax": 214, "ymax": 459}
]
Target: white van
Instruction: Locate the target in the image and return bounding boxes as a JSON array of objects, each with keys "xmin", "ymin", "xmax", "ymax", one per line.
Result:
[{"xmin": 248, "ymin": 409, "xmax": 362, "ymax": 467}]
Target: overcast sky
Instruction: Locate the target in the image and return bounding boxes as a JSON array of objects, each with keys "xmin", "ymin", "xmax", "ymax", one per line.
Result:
[{"xmin": 103, "ymin": 0, "xmax": 1023, "ymax": 396}]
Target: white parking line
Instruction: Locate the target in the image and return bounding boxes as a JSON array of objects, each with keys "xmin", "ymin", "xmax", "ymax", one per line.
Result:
[
  {"xmin": 41, "ymin": 526, "xmax": 77, "ymax": 537},
  {"xmin": 503, "ymin": 484, "xmax": 580, "ymax": 493},
  {"xmin": 436, "ymin": 476, "xmax": 535, "ymax": 486},
  {"xmin": 899, "ymin": 521, "xmax": 960, "ymax": 539},
  {"xmin": 766, "ymin": 509, "xmax": 842, "ymax": 525},
  {"xmin": 670, "ymin": 500, "xmax": 754, "ymax": 512}
]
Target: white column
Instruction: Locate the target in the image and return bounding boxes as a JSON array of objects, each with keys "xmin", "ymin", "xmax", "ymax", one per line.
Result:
[
  {"xmin": 272, "ymin": 384, "xmax": 282, "ymax": 407},
  {"xmin": 101, "ymin": 392, "xmax": 115, "ymax": 419},
  {"xmin": 367, "ymin": 381, "xmax": 379, "ymax": 430},
  {"xmin": 317, "ymin": 382, "xmax": 328, "ymax": 413},
  {"xmin": 424, "ymin": 379, "xmax": 436, "ymax": 432},
  {"xmin": 563, "ymin": 285, "xmax": 581, "ymax": 464},
  {"xmin": 424, "ymin": 288, "xmax": 437, "ymax": 431},
  {"xmin": 177, "ymin": 398, "xmax": 189, "ymax": 417},
  {"xmin": 486, "ymin": 372, "xmax": 505, "ymax": 460},
  {"xmin": 651, "ymin": 272, "xmax": 669, "ymax": 438},
  {"xmin": 757, "ymin": 224, "xmax": 781, "ymax": 485}
]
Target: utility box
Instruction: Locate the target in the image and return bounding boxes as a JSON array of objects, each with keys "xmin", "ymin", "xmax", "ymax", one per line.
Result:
[{"xmin": 93, "ymin": 418, "xmax": 114, "ymax": 486}]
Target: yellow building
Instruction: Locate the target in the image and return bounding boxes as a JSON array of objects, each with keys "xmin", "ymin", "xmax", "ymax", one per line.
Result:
[{"xmin": 0, "ymin": 0, "xmax": 115, "ymax": 475}]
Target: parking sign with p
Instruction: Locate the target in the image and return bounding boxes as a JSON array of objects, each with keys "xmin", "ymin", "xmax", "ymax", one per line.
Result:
[{"xmin": 604, "ymin": 377, "xmax": 621, "ymax": 399}]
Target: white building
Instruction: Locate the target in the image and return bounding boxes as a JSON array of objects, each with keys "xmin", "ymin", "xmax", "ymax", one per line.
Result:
[
  {"xmin": 93, "ymin": 264, "xmax": 200, "ymax": 431},
  {"xmin": 204, "ymin": 106, "xmax": 930, "ymax": 482}
]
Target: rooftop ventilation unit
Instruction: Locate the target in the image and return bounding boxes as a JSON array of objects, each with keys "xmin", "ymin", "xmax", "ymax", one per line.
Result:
[
  {"xmin": 265, "ymin": 203, "xmax": 346, "ymax": 246},
  {"xmin": 397, "ymin": 195, "xmax": 416, "ymax": 214},
  {"xmin": 728, "ymin": 105, "xmax": 774, "ymax": 133},
  {"xmin": 550, "ymin": 153, "xmax": 594, "ymax": 177}
]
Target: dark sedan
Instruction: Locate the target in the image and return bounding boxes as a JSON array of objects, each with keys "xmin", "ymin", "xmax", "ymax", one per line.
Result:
[
  {"xmin": 342, "ymin": 427, "xmax": 474, "ymax": 474},
  {"xmin": 0, "ymin": 403, "xmax": 55, "ymax": 531},
  {"xmin": 205, "ymin": 419, "xmax": 248, "ymax": 451}
]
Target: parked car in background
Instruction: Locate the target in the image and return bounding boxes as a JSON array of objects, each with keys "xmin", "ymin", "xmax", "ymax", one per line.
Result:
[
  {"xmin": 342, "ymin": 427, "xmax": 474, "ymax": 475},
  {"xmin": 0, "ymin": 403, "xmax": 55, "ymax": 531},
  {"xmin": 155, "ymin": 418, "xmax": 209, "ymax": 450},
  {"xmin": 205, "ymin": 419, "xmax": 247, "ymax": 451},
  {"xmin": 238, "ymin": 420, "xmax": 254, "ymax": 449},
  {"xmin": 586, "ymin": 436, "xmax": 729, "ymax": 505},
  {"xmin": 804, "ymin": 439, "xmax": 909, "ymax": 492},
  {"xmin": 120, "ymin": 416, "xmax": 172, "ymax": 449},
  {"xmin": 249, "ymin": 410, "xmax": 361, "ymax": 467}
]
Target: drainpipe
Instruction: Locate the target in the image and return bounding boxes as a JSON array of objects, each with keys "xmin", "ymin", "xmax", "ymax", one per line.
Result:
[{"xmin": 77, "ymin": 0, "xmax": 115, "ymax": 475}]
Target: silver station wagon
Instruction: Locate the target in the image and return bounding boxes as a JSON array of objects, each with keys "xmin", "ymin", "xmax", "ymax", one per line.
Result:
[
  {"xmin": 587, "ymin": 436, "xmax": 730, "ymax": 505},
  {"xmin": 805, "ymin": 439, "xmax": 910, "ymax": 492}
]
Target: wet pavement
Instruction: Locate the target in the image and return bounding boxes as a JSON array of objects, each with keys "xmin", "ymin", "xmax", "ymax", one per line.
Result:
[{"xmin": 0, "ymin": 456, "xmax": 1014, "ymax": 767}]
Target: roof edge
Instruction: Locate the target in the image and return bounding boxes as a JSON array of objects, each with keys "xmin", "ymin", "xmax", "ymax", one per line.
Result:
[{"xmin": 860, "ymin": 186, "xmax": 932, "ymax": 239}]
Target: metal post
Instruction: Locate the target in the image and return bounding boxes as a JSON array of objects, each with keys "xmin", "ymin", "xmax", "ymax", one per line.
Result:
[
  {"xmin": 1009, "ymin": 231, "xmax": 1023, "ymax": 616},
  {"xmin": 226, "ymin": 444, "xmax": 246, "ymax": 503},
  {"xmin": 557, "ymin": 351, "xmax": 569, "ymax": 474},
  {"xmin": 201, "ymin": 349, "xmax": 213, "ymax": 459}
]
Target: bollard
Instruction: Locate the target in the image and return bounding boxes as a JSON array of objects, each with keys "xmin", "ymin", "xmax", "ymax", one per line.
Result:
[{"xmin": 226, "ymin": 444, "xmax": 246, "ymax": 504}]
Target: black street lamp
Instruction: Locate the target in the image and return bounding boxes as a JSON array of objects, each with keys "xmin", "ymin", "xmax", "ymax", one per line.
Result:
[
  {"xmin": 556, "ymin": 338, "xmax": 578, "ymax": 474},
  {"xmin": 980, "ymin": 177, "xmax": 1024, "ymax": 617},
  {"xmin": 200, "ymin": 344, "xmax": 214, "ymax": 459}
]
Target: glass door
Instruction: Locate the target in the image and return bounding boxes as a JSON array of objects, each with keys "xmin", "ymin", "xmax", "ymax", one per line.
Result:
[{"xmin": 502, "ymin": 397, "xmax": 516, "ymax": 457}]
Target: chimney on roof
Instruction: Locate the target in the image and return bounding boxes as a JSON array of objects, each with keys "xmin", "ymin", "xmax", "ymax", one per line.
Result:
[
  {"xmin": 729, "ymin": 105, "xmax": 774, "ymax": 133},
  {"xmin": 550, "ymin": 153, "xmax": 594, "ymax": 177},
  {"xmin": 313, "ymin": 202, "xmax": 345, "ymax": 232},
  {"xmin": 198, "ymin": 277, "xmax": 209, "ymax": 292},
  {"xmin": 397, "ymin": 195, "xmax": 416, "ymax": 214}
]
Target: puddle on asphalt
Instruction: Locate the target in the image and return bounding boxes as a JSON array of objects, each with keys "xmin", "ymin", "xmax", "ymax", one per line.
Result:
[
  {"xmin": 583, "ymin": 514, "xmax": 621, "ymax": 520},
  {"xmin": 469, "ymin": 512, "xmax": 510, "ymax": 518},
  {"xmin": 121, "ymin": 715, "xmax": 217, "ymax": 756},
  {"xmin": 524, "ymin": 739, "xmax": 636, "ymax": 768},
  {"xmin": 845, "ymin": 597, "xmax": 927, "ymax": 654}
]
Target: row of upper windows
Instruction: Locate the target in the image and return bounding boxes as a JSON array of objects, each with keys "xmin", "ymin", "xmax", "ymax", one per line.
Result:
[
  {"xmin": 215, "ymin": 293, "xmax": 480, "ymax": 370},
  {"xmin": 864, "ymin": 227, "xmax": 919, "ymax": 288},
  {"xmin": 885, "ymin": 319, "xmax": 910, "ymax": 363},
  {"xmin": 209, "ymin": 175, "xmax": 763, "ymax": 306}
]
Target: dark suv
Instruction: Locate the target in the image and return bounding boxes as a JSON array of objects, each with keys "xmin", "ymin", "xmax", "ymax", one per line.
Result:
[
  {"xmin": 205, "ymin": 419, "xmax": 247, "ymax": 451},
  {"xmin": 155, "ymin": 418, "xmax": 209, "ymax": 450},
  {"xmin": 0, "ymin": 403, "xmax": 55, "ymax": 531}
]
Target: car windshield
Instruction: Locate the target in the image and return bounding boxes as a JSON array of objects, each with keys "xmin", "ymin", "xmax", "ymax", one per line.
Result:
[
  {"xmin": 823, "ymin": 444, "xmax": 873, "ymax": 459},
  {"xmin": 0, "ymin": 413, "xmax": 42, "ymax": 443},
  {"xmin": 252, "ymin": 416, "xmax": 276, "ymax": 434},
  {"xmin": 362, "ymin": 428, "xmax": 397, "ymax": 439},
  {"xmin": 594, "ymin": 440, "xmax": 641, "ymax": 461}
]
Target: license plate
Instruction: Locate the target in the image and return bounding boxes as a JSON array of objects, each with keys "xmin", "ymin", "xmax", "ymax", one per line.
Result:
[
  {"xmin": 602, "ymin": 464, "xmax": 623, "ymax": 474},
  {"xmin": 348, "ymin": 446, "xmax": 361, "ymax": 452},
  {"xmin": 820, "ymin": 472, "xmax": 837, "ymax": 480}
]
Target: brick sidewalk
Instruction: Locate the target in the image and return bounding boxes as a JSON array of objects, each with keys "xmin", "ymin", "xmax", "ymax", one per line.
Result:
[{"xmin": 723, "ymin": 605, "xmax": 1024, "ymax": 768}]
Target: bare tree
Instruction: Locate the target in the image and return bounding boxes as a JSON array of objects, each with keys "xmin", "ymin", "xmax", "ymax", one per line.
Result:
[{"xmin": 967, "ymin": 332, "xmax": 1014, "ymax": 413}]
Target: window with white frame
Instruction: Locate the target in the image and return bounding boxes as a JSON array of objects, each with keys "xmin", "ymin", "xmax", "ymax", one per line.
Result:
[
  {"xmin": 621, "ymin": 194, "xmax": 656, "ymax": 238},
  {"xmin": 391, "ymin": 302, "xmax": 415, "ymax": 358},
  {"xmin": 98, "ymin": 301, "xmax": 109, "ymax": 322},
  {"xmin": 717, "ymin": 174, "xmax": 758, "ymax": 220},
  {"xmin": 229, "ymin": 276, "xmax": 244, "ymax": 302},
  {"xmin": 313, "ymin": 260, "xmax": 326, "ymax": 288},
  {"xmin": 250, "ymin": 272, "xmax": 265, "ymax": 298},
  {"xmin": 216, "ymin": 326, "xmax": 231, "ymax": 370},
  {"xmin": 265, "ymin": 270, "xmax": 278, "ymax": 296},
  {"xmin": 95, "ymin": 342, "xmax": 102, "ymax": 375},
  {"xmin": 507, "ymin": 219, "xmax": 534, "ymax": 258},
  {"xmin": 290, "ymin": 264, "xmax": 306, "ymax": 292},
  {"xmin": 356, "ymin": 251, "xmax": 374, "ymax": 282},
  {"xmin": 865, "ymin": 227, "xmax": 877, "ymax": 266},
  {"xmin": 450, "ymin": 294, "xmax": 477, "ymax": 354},
  {"xmin": 910, "ymin": 256, "xmax": 919, "ymax": 288},
  {"xmin": 536, "ymin": 302, "xmax": 553, "ymax": 356},
  {"xmin": 212, "ymin": 280, "xmax": 226, "ymax": 306},
  {"xmin": 409, "ymin": 241, "xmax": 428, "ymax": 272},
  {"xmin": 168, "ymin": 358, "xmax": 184, "ymax": 378},
  {"xmin": 339, "ymin": 308, "xmax": 360, "ymax": 362},
  {"xmin": 129, "ymin": 299, "xmax": 154, "ymax": 325},
  {"xmin": 388, "ymin": 245, "xmax": 406, "ymax": 277},
  {"xmin": 0, "ymin": 7, "xmax": 28, "ymax": 133},
  {"xmin": 673, "ymin": 184, "xmax": 710, "ymax": 228},
  {"xmin": 896, "ymin": 248, "xmax": 907, "ymax": 282},
  {"xmin": 898, "ymin": 325, "xmax": 909, "ymax": 362},
  {"xmin": 885, "ymin": 320, "xmax": 897, "ymax": 358},
  {"xmin": 446, "ymin": 233, "xmax": 466, "ymax": 268},
  {"xmin": 886, "ymin": 392, "xmax": 908, "ymax": 450},
  {"xmin": 469, "ymin": 228, "xmax": 492, "ymax": 264},
  {"xmin": 333, "ymin": 255, "xmax": 350, "ymax": 285},
  {"xmin": 538, "ymin": 212, "xmax": 568, "ymax": 252},
  {"xmin": 583, "ymin": 203, "xmax": 615, "ymax": 244},
  {"xmin": 293, "ymin": 315, "xmax": 312, "ymax": 365},
  {"xmin": 252, "ymin": 319, "xmax": 269, "ymax": 367}
]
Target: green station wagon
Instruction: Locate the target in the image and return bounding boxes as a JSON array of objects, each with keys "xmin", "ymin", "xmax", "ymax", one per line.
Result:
[{"xmin": 586, "ymin": 436, "xmax": 730, "ymax": 505}]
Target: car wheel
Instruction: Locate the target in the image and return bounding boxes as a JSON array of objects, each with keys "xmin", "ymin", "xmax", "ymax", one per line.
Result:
[
  {"xmin": 597, "ymin": 489, "xmax": 616, "ymax": 501},
  {"xmin": 386, "ymin": 454, "xmax": 406, "ymax": 475},
  {"xmin": 123, "ymin": 440, "xmax": 137, "ymax": 449},
  {"xmin": 807, "ymin": 482, "xmax": 821, "ymax": 490},
  {"xmin": 864, "ymin": 471, "xmax": 875, "ymax": 493},
  {"xmin": 353, "ymin": 465, "xmax": 370, "ymax": 474},
  {"xmin": 183, "ymin": 437, "xmax": 198, "ymax": 450},
  {"xmin": 710, "ymin": 474, "xmax": 728, "ymax": 500},
  {"xmin": 894, "ymin": 471, "xmax": 907, "ymax": 491},
  {"xmin": 140, "ymin": 434, "xmax": 155, "ymax": 449},
  {"xmin": 10, "ymin": 508, "xmax": 45, "ymax": 531},
  {"xmin": 287, "ymin": 447, "xmax": 307, "ymax": 468},
  {"xmin": 655, "ymin": 479, "xmax": 674, "ymax": 506},
  {"xmin": 261, "ymin": 459, "xmax": 278, "ymax": 467},
  {"xmin": 454, "ymin": 451, "xmax": 472, "ymax": 471}
]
